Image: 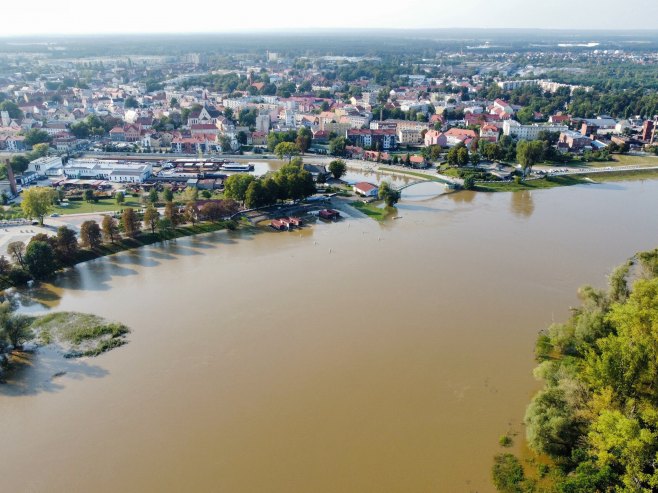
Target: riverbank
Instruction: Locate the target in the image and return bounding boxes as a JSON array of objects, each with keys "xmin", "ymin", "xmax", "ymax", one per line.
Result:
[
  {"xmin": 73, "ymin": 220, "xmax": 238, "ymax": 264},
  {"xmin": 0, "ymin": 220, "xmax": 239, "ymax": 292}
]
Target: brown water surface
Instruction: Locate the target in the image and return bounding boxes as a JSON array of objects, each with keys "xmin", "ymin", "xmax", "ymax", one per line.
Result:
[{"xmin": 2, "ymin": 180, "xmax": 658, "ymax": 492}]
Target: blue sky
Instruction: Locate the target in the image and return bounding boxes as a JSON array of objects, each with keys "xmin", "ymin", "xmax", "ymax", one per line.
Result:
[{"xmin": 2, "ymin": 0, "xmax": 658, "ymax": 36}]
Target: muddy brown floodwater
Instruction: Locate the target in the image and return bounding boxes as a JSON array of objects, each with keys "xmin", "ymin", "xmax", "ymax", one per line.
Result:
[{"xmin": 2, "ymin": 180, "xmax": 658, "ymax": 492}]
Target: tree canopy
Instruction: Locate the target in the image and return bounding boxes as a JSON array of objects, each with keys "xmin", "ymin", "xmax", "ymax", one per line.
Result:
[
  {"xmin": 20, "ymin": 187, "xmax": 56, "ymax": 226},
  {"xmin": 494, "ymin": 248, "xmax": 658, "ymax": 492}
]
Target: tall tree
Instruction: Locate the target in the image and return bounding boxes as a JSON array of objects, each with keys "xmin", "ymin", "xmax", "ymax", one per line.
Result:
[
  {"xmin": 24, "ymin": 241, "xmax": 57, "ymax": 279},
  {"xmin": 224, "ymin": 174, "xmax": 255, "ymax": 204},
  {"xmin": 329, "ymin": 159, "xmax": 347, "ymax": 179},
  {"xmin": 121, "ymin": 208, "xmax": 141, "ymax": 237},
  {"xmin": 162, "ymin": 187, "xmax": 174, "ymax": 203},
  {"xmin": 274, "ymin": 141, "xmax": 301, "ymax": 162},
  {"xmin": 55, "ymin": 226, "xmax": 78, "ymax": 263},
  {"xmin": 7, "ymin": 241, "xmax": 26, "ymax": 268},
  {"xmin": 184, "ymin": 201, "xmax": 199, "ymax": 226},
  {"xmin": 329, "ymin": 136, "xmax": 347, "ymax": 156},
  {"xmin": 21, "ymin": 187, "xmax": 56, "ymax": 226},
  {"xmin": 516, "ymin": 140, "xmax": 545, "ymax": 176},
  {"xmin": 101, "ymin": 215, "xmax": 120, "ymax": 244},
  {"xmin": 80, "ymin": 220, "xmax": 102, "ymax": 249},
  {"xmin": 143, "ymin": 205, "xmax": 160, "ymax": 234},
  {"xmin": 164, "ymin": 202, "xmax": 181, "ymax": 226},
  {"xmin": 378, "ymin": 181, "xmax": 401, "ymax": 207}
]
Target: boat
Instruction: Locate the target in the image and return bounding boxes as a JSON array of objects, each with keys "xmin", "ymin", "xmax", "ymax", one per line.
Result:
[{"xmin": 220, "ymin": 162, "xmax": 254, "ymax": 172}]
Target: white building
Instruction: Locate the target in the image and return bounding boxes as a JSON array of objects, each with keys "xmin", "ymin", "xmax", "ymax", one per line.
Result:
[
  {"xmin": 64, "ymin": 159, "xmax": 152, "ymax": 183},
  {"xmin": 28, "ymin": 156, "xmax": 63, "ymax": 177},
  {"xmin": 503, "ymin": 120, "xmax": 568, "ymax": 141}
]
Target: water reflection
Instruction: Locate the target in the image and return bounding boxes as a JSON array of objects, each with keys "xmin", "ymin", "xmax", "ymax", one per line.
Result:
[
  {"xmin": 401, "ymin": 182, "xmax": 447, "ymax": 202},
  {"xmin": 446, "ymin": 190, "xmax": 476, "ymax": 203},
  {"xmin": 510, "ymin": 191, "xmax": 535, "ymax": 218},
  {"xmin": 0, "ymin": 348, "xmax": 109, "ymax": 396}
]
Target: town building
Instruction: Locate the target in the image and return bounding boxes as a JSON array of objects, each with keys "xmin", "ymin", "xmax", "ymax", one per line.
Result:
[
  {"xmin": 503, "ymin": 120, "xmax": 568, "ymax": 141},
  {"xmin": 28, "ymin": 156, "xmax": 64, "ymax": 177},
  {"xmin": 64, "ymin": 159, "xmax": 152, "ymax": 183},
  {"xmin": 346, "ymin": 129, "xmax": 397, "ymax": 150},
  {"xmin": 353, "ymin": 182, "xmax": 379, "ymax": 197}
]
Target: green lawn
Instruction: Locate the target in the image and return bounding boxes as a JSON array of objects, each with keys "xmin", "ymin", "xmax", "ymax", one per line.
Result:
[
  {"xmin": 580, "ymin": 168, "xmax": 658, "ymax": 182},
  {"xmin": 53, "ymin": 198, "xmax": 143, "ymax": 215},
  {"xmin": 608, "ymin": 154, "xmax": 658, "ymax": 167},
  {"xmin": 350, "ymin": 200, "xmax": 394, "ymax": 221}
]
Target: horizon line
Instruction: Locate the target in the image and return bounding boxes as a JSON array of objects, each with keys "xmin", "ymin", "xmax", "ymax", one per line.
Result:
[{"xmin": 2, "ymin": 27, "xmax": 658, "ymax": 39}]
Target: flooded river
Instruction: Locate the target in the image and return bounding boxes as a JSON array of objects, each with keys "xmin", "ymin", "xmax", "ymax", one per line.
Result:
[{"xmin": 2, "ymin": 180, "xmax": 658, "ymax": 492}]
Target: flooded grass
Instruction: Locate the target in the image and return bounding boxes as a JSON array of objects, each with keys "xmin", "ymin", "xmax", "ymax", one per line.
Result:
[
  {"xmin": 30, "ymin": 312, "xmax": 130, "ymax": 357},
  {"xmin": 350, "ymin": 201, "xmax": 393, "ymax": 221}
]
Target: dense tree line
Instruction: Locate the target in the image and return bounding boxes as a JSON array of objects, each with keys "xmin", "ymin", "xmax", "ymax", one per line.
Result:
[
  {"xmin": 487, "ymin": 78, "xmax": 658, "ymax": 120},
  {"xmin": 493, "ymin": 248, "xmax": 658, "ymax": 492},
  {"xmin": 224, "ymin": 158, "xmax": 315, "ymax": 209}
]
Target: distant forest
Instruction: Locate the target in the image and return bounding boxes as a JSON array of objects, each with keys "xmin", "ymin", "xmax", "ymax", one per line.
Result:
[{"xmin": 2, "ymin": 29, "xmax": 658, "ymax": 57}]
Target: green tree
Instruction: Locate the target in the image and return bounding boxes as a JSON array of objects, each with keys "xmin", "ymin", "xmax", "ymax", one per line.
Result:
[
  {"xmin": 124, "ymin": 96, "xmax": 139, "ymax": 109},
  {"xmin": 23, "ymin": 129, "xmax": 51, "ymax": 147},
  {"xmin": 457, "ymin": 146, "xmax": 469, "ymax": 166},
  {"xmin": 55, "ymin": 226, "xmax": 78, "ymax": 263},
  {"xmin": 378, "ymin": 181, "xmax": 401, "ymax": 207},
  {"xmin": 329, "ymin": 136, "xmax": 347, "ymax": 156},
  {"xmin": 163, "ymin": 187, "xmax": 174, "ymax": 203},
  {"xmin": 115, "ymin": 191, "xmax": 125, "ymax": 205},
  {"xmin": 148, "ymin": 188, "xmax": 159, "ymax": 204},
  {"xmin": 24, "ymin": 240, "xmax": 57, "ymax": 279},
  {"xmin": 182, "ymin": 187, "xmax": 198, "ymax": 203},
  {"xmin": 516, "ymin": 140, "xmax": 545, "ymax": 176},
  {"xmin": 3, "ymin": 314, "xmax": 32, "ymax": 350},
  {"xmin": 30, "ymin": 143, "xmax": 50, "ymax": 158},
  {"xmin": 0, "ymin": 100, "xmax": 23, "ymax": 119},
  {"xmin": 329, "ymin": 159, "xmax": 347, "ymax": 180},
  {"xmin": 21, "ymin": 187, "xmax": 56, "ymax": 226},
  {"xmin": 7, "ymin": 241, "xmax": 26, "ymax": 268},
  {"xmin": 164, "ymin": 202, "xmax": 181, "ymax": 226},
  {"xmin": 79, "ymin": 220, "xmax": 102, "ymax": 249},
  {"xmin": 9, "ymin": 155, "xmax": 30, "ymax": 174},
  {"xmin": 274, "ymin": 141, "xmax": 301, "ymax": 162},
  {"xmin": 244, "ymin": 180, "xmax": 269, "ymax": 209},
  {"xmin": 224, "ymin": 174, "xmax": 255, "ymax": 203},
  {"xmin": 463, "ymin": 176, "xmax": 475, "ymax": 190},
  {"xmin": 84, "ymin": 189, "xmax": 94, "ymax": 203},
  {"xmin": 516, "ymin": 107, "xmax": 535, "ymax": 124},
  {"xmin": 157, "ymin": 218, "xmax": 174, "ymax": 238}
]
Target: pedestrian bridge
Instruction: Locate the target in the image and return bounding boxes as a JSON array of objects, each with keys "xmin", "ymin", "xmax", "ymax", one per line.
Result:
[{"xmin": 395, "ymin": 179, "xmax": 457, "ymax": 192}]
